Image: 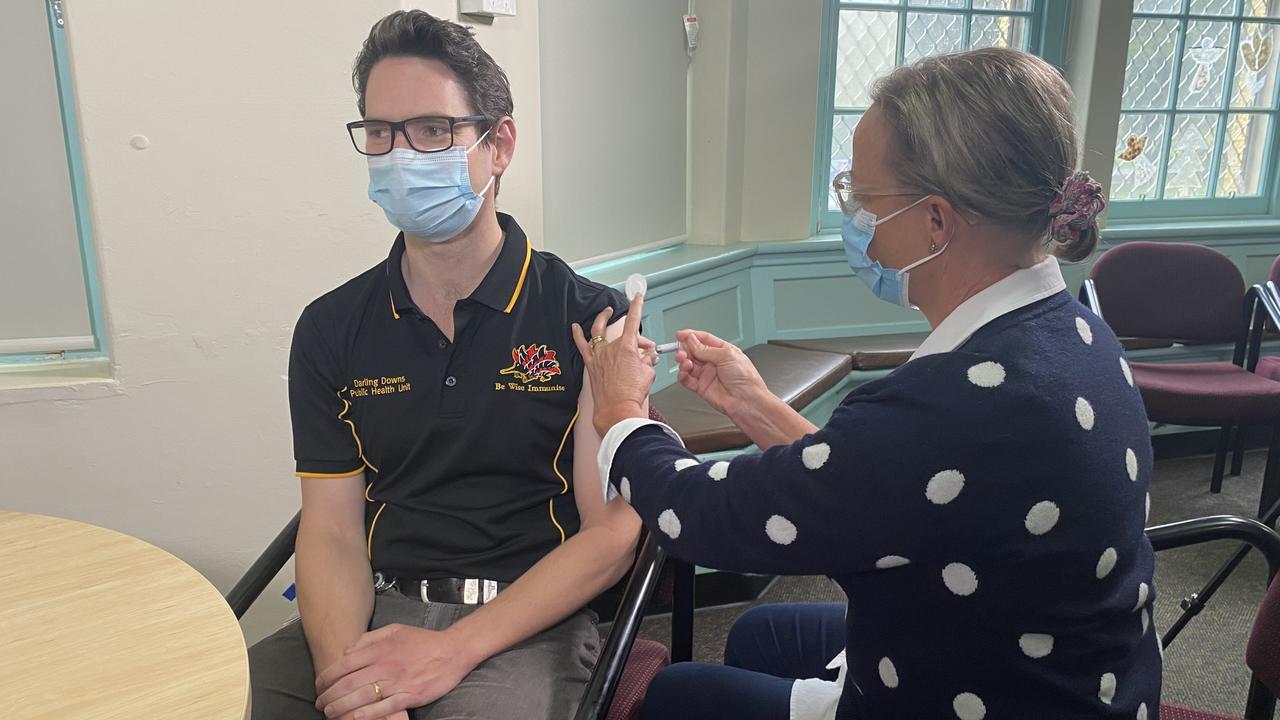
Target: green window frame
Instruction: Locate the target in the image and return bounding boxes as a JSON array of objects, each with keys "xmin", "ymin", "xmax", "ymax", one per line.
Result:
[
  {"xmin": 1110, "ymin": 0, "xmax": 1280, "ymax": 222},
  {"xmin": 812, "ymin": 0, "xmax": 1072, "ymax": 234}
]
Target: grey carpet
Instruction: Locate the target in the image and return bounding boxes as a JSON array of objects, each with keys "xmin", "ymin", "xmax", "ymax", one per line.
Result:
[{"xmin": 630, "ymin": 449, "xmax": 1278, "ymax": 716}]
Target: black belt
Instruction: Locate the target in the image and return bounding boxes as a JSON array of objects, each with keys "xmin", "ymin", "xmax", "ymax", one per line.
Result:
[{"xmin": 374, "ymin": 572, "xmax": 511, "ymax": 605}]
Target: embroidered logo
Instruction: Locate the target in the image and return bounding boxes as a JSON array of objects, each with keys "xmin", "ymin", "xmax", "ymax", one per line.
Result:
[{"xmin": 500, "ymin": 344, "xmax": 563, "ymax": 384}]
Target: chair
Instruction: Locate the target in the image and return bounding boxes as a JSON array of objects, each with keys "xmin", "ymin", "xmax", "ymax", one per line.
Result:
[
  {"xmin": 1084, "ymin": 242, "xmax": 1280, "ymax": 503},
  {"xmin": 1147, "ymin": 515, "xmax": 1280, "ymax": 720},
  {"xmin": 1249, "ymin": 255, "xmax": 1280, "ymax": 384},
  {"xmin": 228, "ymin": 516, "xmax": 669, "ymax": 720},
  {"xmin": 228, "ymin": 412, "xmax": 679, "ymax": 720}
]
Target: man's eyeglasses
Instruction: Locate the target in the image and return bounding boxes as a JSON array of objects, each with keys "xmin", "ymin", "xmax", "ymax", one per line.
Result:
[{"xmin": 346, "ymin": 115, "xmax": 488, "ymax": 156}]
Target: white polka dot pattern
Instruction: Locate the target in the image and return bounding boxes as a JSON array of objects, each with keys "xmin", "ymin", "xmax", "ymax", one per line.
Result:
[
  {"xmin": 878, "ymin": 657, "xmax": 899, "ymax": 689},
  {"xmin": 1126, "ymin": 449, "xmax": 1138, "ymax": 481},
  {"xmin": 620, "ymin": 477, "xmax": 631, "ymax": 503},
  {"xmin": 801, "ymin": 443, "xmax": 831, "ymax": 470},
  {"xmin": 1145, "ymin": 493, "xmax": 1151, "ymax": 523},
  {"xmin": 1019, "ymin": 633, "xmax": 1054, "ymax": 659},
  {"xmin": 1096, "ymin": 548, "xmax": 1118, "ymax": 579},
  {"xmin": 1024, "ymin": 501, "xmax": 1060, "ymax": 536},
  {"xmin": 674, "ymin": 458, "xmax": 699, "ymax": 472},
  {"xmin": 1137, "ymin": 703, "xmax": 1148, "ymax": 720},
  {"xmin": 953, "ymin": 692, "xmax": 986, "ymax": 720},
  {"xmin": 875, "ymin": 555, "xmax": 911, "ymax": 569},
  {"xmin": 1135, "ymin": 582, "xmax": 1149, "ymax": 611},
  {"xmin": 942, "ymin": 562, "xmax": 978, "ymax": 596},
  {"xmin": 1099, "ymin": 673, "xmax": 1117, "ymax": 705},
  {"xmin": 765, "ymin": 515, "xmax": 797, "ymax": 545},
  {"xmin": 708, "ymin": 461, "xmax": 730, "ymax": 481},
  {"xmin": 927, "ymin": 470, "xmax": 966, "ymax": 505},
  {"xmin": 1076, "ymin": 317, "xmax": 1094, "ymax": 345},
  {"xmin": 1121, "ymin": 357, "xmax": 1134, "ymax": 387},
  {"xmin": 1141, "ymin": 608, "xmax": 1150, "ymax": 636},
  {"xmin": 967, "ymin": 361, "xmax": 1006, "ymax": 388},
  {"xmin": 658, "ymin": 509, "xmax": 681, "ymax": 539},
  {"xmin": 1076, "ymin": 397, "xmax": 1095, "ymax": 431}
]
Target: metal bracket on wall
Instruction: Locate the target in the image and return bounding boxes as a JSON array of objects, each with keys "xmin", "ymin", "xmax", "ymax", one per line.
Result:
[{"xmin": 49, "ymin": 0, "xmax": 65, "ymax": 28}]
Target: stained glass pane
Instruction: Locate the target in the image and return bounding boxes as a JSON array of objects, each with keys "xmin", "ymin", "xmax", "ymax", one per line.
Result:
[
  {"xmin": 1166, "ymin": 113, "xmax": 1222, "ymax": 197},
  {"xmin": 970, "ymin": 15, "xmax": 1029, "ymax": 49},
  {"xmin": 1111, "ymin": 114, "xmax": 1169, "ymax": 200},
  {"xmin": 1123, "ymin": 19, "xmax": 1182, "ymax": 109},
  {"xmin": 1231, "ymin": 23, "xmax": 1279, "ymax": 107},
  {"xmin": 1189, "ymin": 0, "xmax": 1240, "ymax": 15},
  {"xmin": 972, "ymin": 0, "xmax": 1030, "ymax": 10},
  {"xmin": 1177, "ymin": 21, "xmax": 1233, "ymax": 108},
  {"xmin": 835, "ymin": 11, "xmax": 899, "ymax": 109},
  {"xmin": 1135, "ymin": 0, "xmax": 1187, "ymax": 13},
  {"xmin": 828, "ymin": 113, "xmax": 862, "ymax": 211},
  {"xmin": 1243, "ymin": 0, "xmax": 1280, "ymax": 15},
  {"xmin": 905, "ymin": 12, "xmax": 966, "ymax": 63},
  {"xmin": 1217, "ymin": 113, "xmax": 1270, "ymax": 196}
]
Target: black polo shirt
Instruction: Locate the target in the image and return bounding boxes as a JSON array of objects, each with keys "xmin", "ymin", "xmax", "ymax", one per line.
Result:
[{"xmin": 288, "ymin": 213, "xmax": 627, "ymax": 582}]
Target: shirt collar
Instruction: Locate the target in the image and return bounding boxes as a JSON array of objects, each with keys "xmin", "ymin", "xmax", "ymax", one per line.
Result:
[
  {"xmin": 385, "ymin": 212, "xmax": 534, "ymax": 318},
  {"xmin": 909, "ymin": 257, "xmax": 1067, "ymax": 361}
]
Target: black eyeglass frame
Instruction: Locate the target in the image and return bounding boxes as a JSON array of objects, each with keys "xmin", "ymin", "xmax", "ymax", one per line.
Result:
[{"xmin": 345, "ymin": 114, "xmax": 489, "ymax": 156}]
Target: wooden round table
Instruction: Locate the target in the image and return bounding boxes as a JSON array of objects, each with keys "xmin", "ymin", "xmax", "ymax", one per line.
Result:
[{"xmin": 0, "ymin": 511, "xmax": 249, "ymax": 719}]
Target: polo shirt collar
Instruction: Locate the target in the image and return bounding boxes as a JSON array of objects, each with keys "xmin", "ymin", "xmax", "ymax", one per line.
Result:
[
  {"xmin": 909, "ymin": 256, "xmax": 1067, "ymax": 361},
  {"xmin": 385, "ymin": 212, "xmax": 534, "ymax": 319}
]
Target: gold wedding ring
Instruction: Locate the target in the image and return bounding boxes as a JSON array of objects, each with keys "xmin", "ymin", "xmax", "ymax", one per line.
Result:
[
  {"xmin": 373, "ymin": 681, "xmax": 383, "ymax": 701},
  {"xmin": 589, "ymin": 335, "xmax": 606, "ymax": 352}
]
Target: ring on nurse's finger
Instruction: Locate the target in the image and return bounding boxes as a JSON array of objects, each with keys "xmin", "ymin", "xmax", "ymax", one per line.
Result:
[
  {"xmin": 589, "ymin": 335, "xmax": 606, "ymax": 351},
  {"xmin": 373, "ymin": 681, "xmax": 383, "ymax": 700}
]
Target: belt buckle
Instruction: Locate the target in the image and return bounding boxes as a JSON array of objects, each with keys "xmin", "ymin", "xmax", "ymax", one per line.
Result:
[
  {"xmin": 373, "ymin": 571, "xmax": 395, "ymax": 593},
  {"xmin": 463, "ymin": 578, "xmax": 480, "ymax": 605},
  {"xmin": 483, "ymin": 579, "xmax": 498, "ymax": 603},
  {"xmin": 420, "ymin": 580, "xmax": 431, "ymax": 604}
]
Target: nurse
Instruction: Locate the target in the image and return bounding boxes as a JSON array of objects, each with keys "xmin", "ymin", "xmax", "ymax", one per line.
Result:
[{"xmin": 574, "ymin": 48, "xmax": 1160, "ymax": 720}]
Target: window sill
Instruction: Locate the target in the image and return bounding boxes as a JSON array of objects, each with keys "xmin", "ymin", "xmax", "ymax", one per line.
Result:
[
  {"xmin": 1102, "ymin": 218, "xmax": 1280, "ymax": 242},
  {"xmin": 0, "ymin": 357, "xmax": 119, "ymax": 403}
]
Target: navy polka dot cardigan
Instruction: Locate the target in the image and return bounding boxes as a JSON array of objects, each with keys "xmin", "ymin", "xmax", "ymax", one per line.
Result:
[{"xmin": 601, "ymin": 290, "xmax": 1161, "ymax": 719}]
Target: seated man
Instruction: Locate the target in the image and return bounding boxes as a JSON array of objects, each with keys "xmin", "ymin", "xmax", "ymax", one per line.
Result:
[{"xmin": 248, "ymin": 11, "xmax": 642, "ymax": 720}]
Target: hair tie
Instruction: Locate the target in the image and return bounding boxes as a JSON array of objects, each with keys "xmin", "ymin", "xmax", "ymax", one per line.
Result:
[{"xmin": 1049, "ymin": 171, "xmax": 1106, "ymax": 243}]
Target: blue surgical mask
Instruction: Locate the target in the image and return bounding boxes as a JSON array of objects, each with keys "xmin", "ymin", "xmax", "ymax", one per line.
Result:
[
  {"xmin": 841, "ymin": 195, "xmax": 943, "ymax": 308},
  {"xmin": 367, "ymin": 130, "xmax": 494, "ymax": 242}
]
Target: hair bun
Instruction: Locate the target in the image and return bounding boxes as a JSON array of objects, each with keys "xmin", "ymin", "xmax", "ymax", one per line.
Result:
[{"xmin": 1048, "ymin": 171, "xmax": 1105, "ymax": 261}]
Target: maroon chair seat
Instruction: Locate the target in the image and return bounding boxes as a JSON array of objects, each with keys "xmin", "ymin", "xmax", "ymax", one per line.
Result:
[
  {"xmin": 604, "ymin": 638, "xmax": 669, "ymax": 720},
  {"xmin": 1133, "ymin": 362, "xmax": 1280, "ymax": 425},
  {"xmin": 1258, "ymin": 356, "xmax": 1280, "ymax": 382}
]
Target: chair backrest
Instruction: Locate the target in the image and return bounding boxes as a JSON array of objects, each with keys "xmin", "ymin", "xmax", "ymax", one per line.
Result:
[
  {"xmin": 1089, "ymin": 241, "xmax": 1245, "ymax": 344},
  {"xmin": 1247, "ymin": 574, "xmax": 1280, "ymax": 696}
]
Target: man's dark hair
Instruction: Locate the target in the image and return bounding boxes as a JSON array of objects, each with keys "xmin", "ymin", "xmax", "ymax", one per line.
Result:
[{"xmin": 352, "ymin": 10, "xmax": 513, "ymax": 142}]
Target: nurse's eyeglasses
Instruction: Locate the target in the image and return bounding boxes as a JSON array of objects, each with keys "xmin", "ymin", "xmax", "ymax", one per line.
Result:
[
  {"xmin": 346, "ymin": 115, "xmax": 488, "ymax": 156},
  {"xmin": 831, "ymin": 171, "xmax": 921, "ymax": 216}
]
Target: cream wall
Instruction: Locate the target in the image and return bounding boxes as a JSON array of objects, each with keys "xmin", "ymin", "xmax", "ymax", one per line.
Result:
[
  {"xmin": 0, "ymin": 0, "xmax": 543, "ymax": 645},
  {"xmin": 688, "ymin": 0, "xmax": 825, "ymax": 245}
]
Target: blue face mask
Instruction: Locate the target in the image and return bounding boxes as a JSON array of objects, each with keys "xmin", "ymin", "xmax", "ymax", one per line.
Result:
[
  {"xmin": 367, "ymin": 130, "xmax": 494, "ymax": 242},
  {"xmin": 840, "ymin": 195, "xmax": 943, "ymax": 308}
]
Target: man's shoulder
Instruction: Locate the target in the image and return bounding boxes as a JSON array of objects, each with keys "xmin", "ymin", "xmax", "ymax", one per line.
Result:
[
  {"xmin": 299, "ymin": 261, "xmax": 386, "ymax": 323},
  {"xmin": 529, "ymin": 249, "xmax": 628, "ymax": 312}
]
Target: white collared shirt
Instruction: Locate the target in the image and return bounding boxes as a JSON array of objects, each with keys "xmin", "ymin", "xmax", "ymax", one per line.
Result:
[{"xmin": 909, "ymin": 257, "xmax": 1067, "ymax": 361}]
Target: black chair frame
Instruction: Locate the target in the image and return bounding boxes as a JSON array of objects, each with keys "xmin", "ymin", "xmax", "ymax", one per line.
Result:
[
  {"xmin": 226, "ymin": 511, "xmax": 680, "ymax": 720},
  {"xmin": 1148, "ymin": 515, "xmax": 1280, "ymax": 720}
]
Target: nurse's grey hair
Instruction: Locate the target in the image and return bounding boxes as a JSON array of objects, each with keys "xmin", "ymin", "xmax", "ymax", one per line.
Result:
[{"xmin": 871, "ymin": 48, "xmax": 1100, "ymax": 262}]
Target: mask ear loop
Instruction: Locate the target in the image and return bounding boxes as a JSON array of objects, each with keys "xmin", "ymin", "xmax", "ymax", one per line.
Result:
[{"xmin": 466, "ymin": 127, "xmax": 496, "ymax": 197}]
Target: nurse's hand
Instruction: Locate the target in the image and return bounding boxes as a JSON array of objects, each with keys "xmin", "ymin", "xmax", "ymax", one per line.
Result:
[
  {"xmin": 674, "ymin": 330, "xmax": 770, "ymax": 419},
  {"xmin": 573, "ymin": 294, "xmax": 657, "ymax": 436}
]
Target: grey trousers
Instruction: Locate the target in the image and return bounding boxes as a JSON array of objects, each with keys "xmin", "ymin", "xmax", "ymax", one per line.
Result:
[{"xmin": 248, "ymin": 588, "xmax": 600, "ymax": 720}]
